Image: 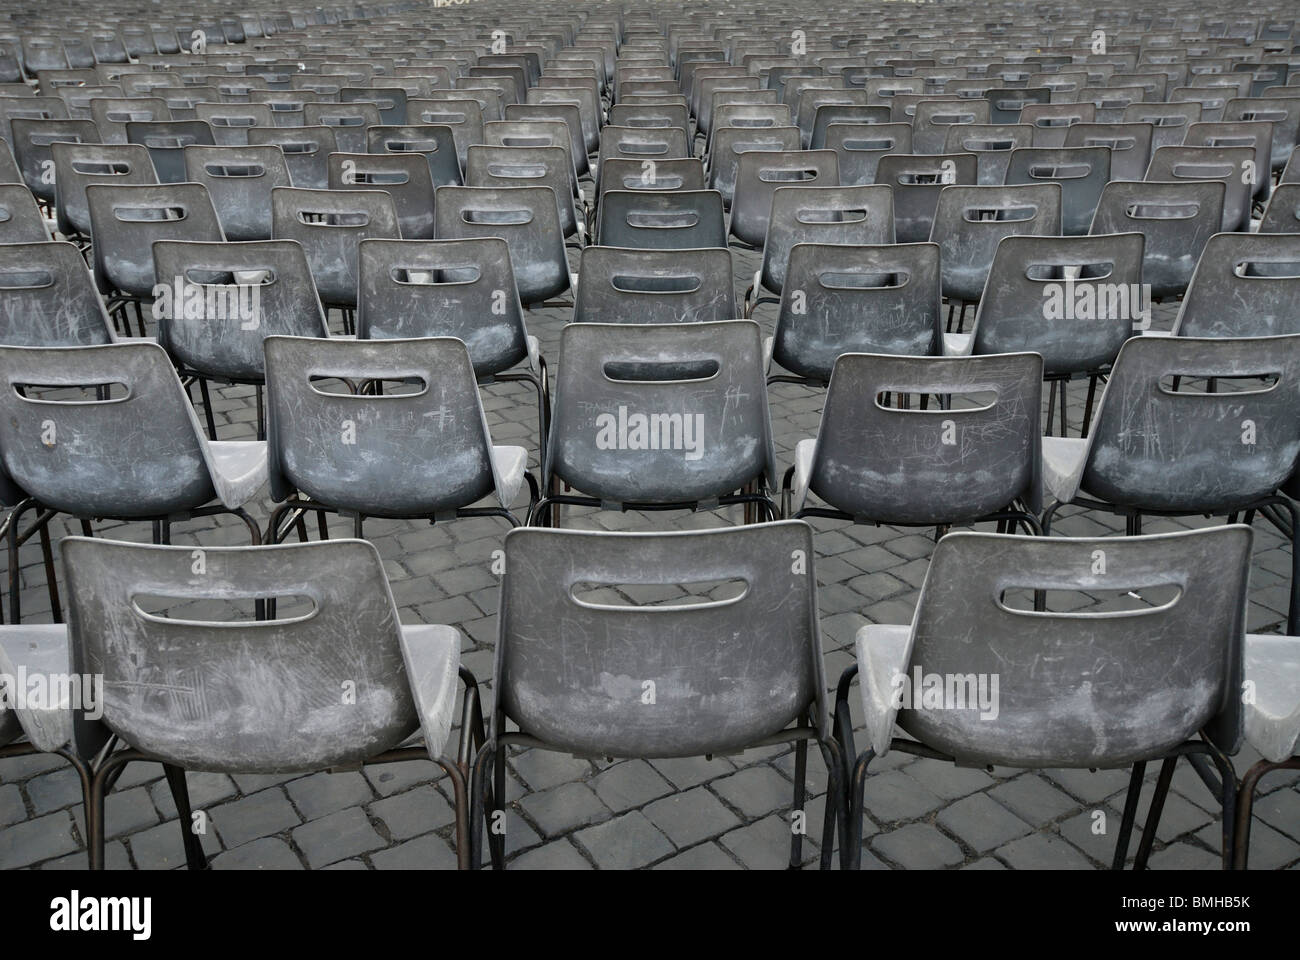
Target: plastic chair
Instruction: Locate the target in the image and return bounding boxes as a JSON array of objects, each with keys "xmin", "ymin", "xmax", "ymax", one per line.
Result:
[
  {"xmin": 1146, "ymin": 145, "xmax": 1256, "ymax": 232},
  {"xmin": 826, "ymin": 121, "xmax": 912, "ymax": 185},
  {"xmin": 729, "ymin": 148, "xmax": 838, "ymax": 248},
  {"xmin": 1063, "ymin": 121, "xmax": 1154, "ymax": 182},
  {"xmin": 90, "ymin": 96, "xmax": 169, "ymax": 145},
  {"xmin": 1174, "ymin": 232, "xmax": 1300, "ymax": 337},
  {"xmin": 573, "ymin": 245, "xmax": 737, "ymax": 324},
  {"xmin": 472, "ymin": 520, "xmax": 843, "ymax": 870},
  {"xmin": 597, "ymin": 188, "xmax": 726, "ymax": 250},
  {"xmin": 328, "ymin": 151, "xmax": 437, "ymax": 241},
  {"xmin": 876, "ymin": 152, "xmax": 977, "ymax": 243},
  {"xmin": 67, "ymin": 535, "xmax": 474, "ymax": 870},
  {"xmin": 247, "ymin": 125, "xmax": 337, "ymax": 189},
  {"xmin": 0, "ymin": 182, "xmax": 48, "ymax": 243},
  {"xmin": 9, "ymin": 116, "xmax": 98, "ymax": 205},
  {"xmin": 943, "ymin": 122, "xmax": 1034, "ymax": 185},
  {"xmin": 834, "ymin": 526, "xmax": 1246, "ymax": 869},
  {"xmin": 367, "ymin": 124, "xmax": 463, "ymax": 188},
  {"xmin": 184, "ymin": 144, "xmax": 291, "ymax": 242},
  {"xmin": 0, "ymin": 240, "xmax": 114, "ymax": 346},
  {"xmin": 1004, "ymin": 146, "xmax": 1111, "ymax": 236},
  {"xmin": 124, "ymin": 119, "xmax": 215, "ymax": 184},
  {"xmin": 1259, "ymin": 182, "xmax": 1300, "ymax": 233}
]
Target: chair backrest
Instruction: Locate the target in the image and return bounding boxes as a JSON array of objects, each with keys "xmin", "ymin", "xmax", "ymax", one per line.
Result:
[
  {"xmin": 1063, "ymin": 121, "xmax": 1154, "ymax": 182},
  {"xmin": 942, "ymin": 122, "xmax": 1033, "ymax": 185},
  {"xmin": 573, "ymin": 246, "xmax": 737, "ymax": 324},
  {"xmin": 327, "ymin": 151, "xmax": 436, "ymax": 240},
  {"xmin": 1091, "ymin": 180, "xmax": 1225, "ymax": 302},
  {"xmin": 90, "ymin": 96, "xmax": 169, "ymax": 145},
  {"xmin": 355, "ymin": 236, "xmax": 529, "ymax": 377},
  {"xmin": 876, "ymin": 152, "xmax": 978, "ymax": 243},
  {"xmin": 809, "ymin": 103, "xmax": 890, "ymax": 150},
  {"xmin": 930, "ymin": 183, "xmax": 1061, "ymax": 303},
  {"xmin": 896, "ymin": 527, "xmax": 1248, "ymax": 766},
  {"xmin": 0, "ymin": 182, "xmax": 47, "ymax": 243},
  {"xmin": 52, "ymin": 141, "xmax": 156, "ymax": 239},
  {"xmin": 546, "ymin": 320, "xmax": 775, "ymax": 504},
  {"xmin": 598, "ymin": 157, "xmax": 705, "ymax": 199},
  {"xmin": 1175, "ymin": 232, "xmax": 1300, "ymax": 337},
  {"xmin": 433, "ymin": 184, "xmax": 569, "ymax": 305},
  {"xmin": 1004, "ymin": 146, "xmax": 1111, "ymax": 236},
  {"xmin": 496, "ymin": 520, "xmax": 826, "ymax": 757},
  {"xmin": 1020, "ymin": 101, "xmax": 1095, "ymax": 149},
  {"xmin": 87, "ymin": 181, "xmax": 224, "ymax": 299},
  {"xmin": 809, "ymin": 351, "xmax": 1043, "ymax": 522},
  {"xmin": 526, "ymin": 86, "xmax": 598, "ymax": 154},
  {"xmin": 366, "ymin": 124, "xmax": 462, "ymax": 188},
  {"xmin": 0, "ymin": 341, "xmax": 215, "ymax": 516},
  {"xmin": 972, "ymin": 232, "xmax": 1145, "ymax": 376},
  {"xmin": 193, "ymin": 102, "xmax": 274, "ymax": 146},
  {"xmin": 818, "ymin": 121, "xmax": 909, "ymax": 186},
  {"xmin": 504, "ymin": 103, "xmax": 589, "ymax": 177},
  {"xmin": 1184, "ymin": 119, "xmax": 1275, "ymax": 201},
  {"xmin": 408, "ymin": 97, "xmax": 484, "ymax": 170},
  {"xmin": 759, "ymin": 184, "xmax": 894, "ymax": 294},
  {"xmin": 731, "ymin": 148, "xmax": 839, "ymax": 247},
  {"xmin": 912, "ymin": 98, "xmax": 992, "ymax": 154},
  {"xmin": 124, "ymin": 119, "xmax": 214, "ymax": 184},
  {"xmin": 62, "ymin": 536, "xmax": 418, "ymax": 772},
  {"xmin": 1259, "ymin": 181, "xmax": 1300, "ymax": 232},
  {"xmin": 986, "ymin": 86, "xmax": 1051, "ymax": 125},
  {"xmin": 465, "ymin": 143, "xmax": 578, "ymax": 237},
  {"xmin": 597, "ymin": 188, "xmax": 726, "ymax": 250},
  {"xmin": 1085, "ymin": 334, "xmax": 1300, "ymax": 511},
  {"xmin": 184, "ymin": 143, "xmax": 291, "ymax": 242},
  {"xmin": 247, "ymin": 125, "xmax": 336, "ymax": 189},
  {"xmin": 1146, "ymin": 144, "xmax": 1255, "ymax": 232},
  {"xmin": 265, "ymin": 335, "xmax": 498, "ymax": 517},
  {"xmin": 1123, "ymin": 99, "xmax": 1201, "ymax": 149},
  {"xmin": 706, "ymin": 124, "xmax": 800, "ymax": 205},
  {"xmin": 303, "ymin": 100, "xmax": 378, "ymax": 153},
  {"xmin": 1225, "ymin": 96, "xmax": 1300, "ymax": 171},
  {"xmin": 341, "ymin": 85, "xmax": 408, "ymax": 125},
  {"xmin": 270, "ymin": 186, "xmax": 400, "ymax": 309},
  {"xmin": 773, "ymin": 242, "xmax": 943, "ymax": 382},
  {"xmin": 0, "ymin": 240, "xmax": 114, "ymax": 346},
  {"xmin": 152, "ymin": 239, "xmax": 329, "ymax": 381},
  {"xmin": 9, "ymin": 116, "xmax": 98, "ymax": 203}
]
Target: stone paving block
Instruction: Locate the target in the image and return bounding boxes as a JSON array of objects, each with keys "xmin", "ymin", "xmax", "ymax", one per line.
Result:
[
  {"xmin": 873, "ymin": 823, "xmax": 964, "ymax": 869},
  {"xmin": 709, "ymin": 766, "xmax": 794, "ymax": 820},
  {"xmin": 211, "ymin": 837, "xmax": 304, "ymax": 870},
  {"xmin": 25, "ymin": 765, "xmax": 84, "ymax": 815},
  {"xmin": 989, "ymin": 775, "xmax": 1081, "ymax": 827},
  {"xmin": 858, "ymin": 769, "xmax": 945, "ymax": 823},
  {"xmin": 572, "ymin": 811, "xmax": 675, "ymax": 869},
  {"xmin": 937, "ymin": 793, "xmax": 1033, "ymax": 852},
  {"xmin": 149, "ymin": 771, "xmax": 239, "ymax": 820},
  {"xmin": 649, "ymin": 755, "xmax": 736, "ymax": 790},
  {"xmin": 1147, "ymin": 842, "xmax": 1223, "ymax": 871},
  {"xmin": 904, "ymin": 760, "xmax": 995, "ymax": 801},
  {"xmin": 720, "ymin": 814, "xmax": 814, "ymax": 870},
  {"xmin": 42, "ymin": 841, "xmax": 130, "ymax": 870},
  {"xmin": 518, "ymin": 782, "xmax": 611, "ymax": 837},
  {"xmin": 1056, "ymin": 810, "xmax": 1123, "ymax": 867},
  {"xmin": 371, "ymin": 833, "xmax": 458, "ymax": 870},
  {"xmin": 285, "ymin": 770, "xmax": 376, "ymax": 822},
  {"xmin": 509, "ymin": 840, "xmax": 594, "ymax": 870},
  {"xmin": 0, "ymin": 810, "xmax": 80, "ymax": 868},
  {"xmin": 1042, "ymin": 767, "xmax": 1134, "ymax": 805},
  {"xmin": 1201, "ymin": 819, "xmax": 1299, "ymax": 870},
  {"xmin": 369, "ymin": 785, "xmax": 455, "ymax": 840},
  {"xmin": 590, "ymin": 760, "xmax": 675, "ymax": 812},
  {"xmin": 654, "ymin": 842, "xmax": 743, "ymax": 870},
  {"xmin": 643, "ymin": 787, "xmax": 743, "ymax": 848},
  {"xmin": 962, "ymin": 857, "xmax": 1007, "ymax": 870},
  {"xmin": 1253, "ymin": 785, "xmax": 1300, "ymax": 842},
  {"xmin": 996, "ymin": 833, "xmax": 1096, "ymax": 870},
  {"xmin": 364, "ymin": 759, "xmax": 447, "ymax": 797},
  {"xmin": 292, "ymin": 807, "xmax": 387, "ymax": 868},
  {"xmin": 128, "ymin": 818, "xmax": 223, "ymax": 870},
  {"xmin": 510, "ymin": 749, "xmax": 594, "ymax": 792},
  {"xmin": 209, "ymin": 789, "xmax": 302, "ymax": 850},
  {"xmin": 0, "ymin": 783, "xmax": 25, "ymax": 828}
]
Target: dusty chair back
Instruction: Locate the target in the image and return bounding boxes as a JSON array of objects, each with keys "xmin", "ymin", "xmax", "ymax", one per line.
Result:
[
  {"xmin": 496, "ymin": 521, "xmax": 828, "ymax": 757},
  {"xmin": 896, "ymin": 528, "xmax": 1248, "ymax": 767},
  {"xmin": 544, "ymin": 320, "xmax": 776, "ymax": 510}
]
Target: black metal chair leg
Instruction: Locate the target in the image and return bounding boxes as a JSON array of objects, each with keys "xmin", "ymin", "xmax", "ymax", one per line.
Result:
[
  {"xmin": 197, "ymin": 378, "xmax": 218, "ymax": 441},
  {"xmin": 788, "ymin": 733, "xmax": 808, "ymax": 869},
  {"xmin": 162, "ymin": 763, "xmax": 208, "ymax": 869},
  {"xmin": 1112, "ymin": 760, "xmax": 1146, "ymax": 869},
  {"xmin": 1134, "ymin": 755, "xmax": 1177, "ymax": 869}
]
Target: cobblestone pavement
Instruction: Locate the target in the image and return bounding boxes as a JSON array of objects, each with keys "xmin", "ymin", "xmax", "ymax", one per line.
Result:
[{"xmin": 1, "ymin": 239, "xmax": 1297, "ymax": 871}]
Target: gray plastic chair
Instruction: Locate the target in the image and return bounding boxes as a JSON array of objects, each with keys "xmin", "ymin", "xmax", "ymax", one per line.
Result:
[
  {"xmin": 745, "ymin": 184, "xmax": 894, "ymax": 317},
  {"xmin": 0, "ymin": 340, "xmax": 267, "ymax": 621},
  {"xmin": 536, "ymin": 320, "xmax": 777, "ymax": 524},
  {"xmin": 1021, "ymin": 102, "xmax": 1095, "ymax": 149},
  {"xmin": 706, "ymin": 125, "xmax": 800, "ymax": 206},
  {"xmin": 1004, "ymin": 146, "xmax": 1111, "ymax": 236},
  {"xmin": 1224, "ymin": 96, "xmax": 1300, "ymax": 173},
  {"xmin": 834, "ymin": 526, "xmax": 1246, "ymax": 869},
  {"xmin": 1184, "ymin": 120, "xmax": 1275, "ymax": 205},
  {"xmin": 52, "ymin": 141, "xmax": 156, "ymax": 241},
  {"xmin": 9, "ymin": 116, "xmax": 97, "ymax": 205},
  {"xmin": 85, "ymin": 181, "xmax": 224, "ymax": 332},
  {"xmin": 270, "ymin": 186, "xmax": 400, "ymax": 326},
  {"xmin": 264, "ymin": 335, "xmax": 532, "ymax": 540},
  {"xmin": 948, "ymin": 232, "xmax": 1146, "ymax": 436},
  {"xmin": 0, "ymin": 182, "xmax": 48, "ymax": 243},
  {"xmin": 943, "ymin": 123, "xmax": 1034, "ymax": 185},
  {"xmin": 433, "ymin": 185, "xmax": 571, "ymax": 306},
  {"xmin": 1259, "ymin": 182, "xmax": 1300, "ymax": 233},
  {"xmin": 124, "ymin": 119, "xmax": 215, "ymax": 184},
  {"xmin": 809, "ymin": 103, "xmax": 891, "ymax": 150},
  {"xmin": 184, "ymin": 144, "xmax": 291, "ymax": 242},
  {"xmin": 90, "ymin": 95, "xmax": 170, "ymax": 145},
  {"xmin": 784, "ymin": 351, "xmax": 1043, "ymax": 532},
  {"xmin": 65, "ymin": 536, "xmax": 473, "ymax": 870},
  {"xmin": 573, "ymin": 245, "xmax": 737, "ymax": 325},
  {"xmin": 408, "ymin": 98, "xmax": 484, "ymax": 171},
  {"xmin": 355, "ymin": 236, "xmax": 547, "ymax": 451},
  {"xmin": 341, "ymin": 85, "xmax": 408, "ymax": 126},
  {"xmin": 1040, "ymin": 333, "xmax": 1300, "ymax": 636},
  {"xmin": 929, "ymin": 182, "xmax": 1061, "ymax": 309},
  {"xmin": 597, "ymin": 157, "xmax": 705, "ymax": 199},
  {"xmin": 912, "ymin": 98, "xmax": 991, "ymax": 154},
  {"xmin": 0, "ymin": 240, "xmax": 115, "ymax": 346},
  {"xmin": 247, "ymin": 125, "xmax": 337, "ymax": 189},
  {"xmin": 769, "ymin": 242, "xmax": 943, "ymax": 386},
  {"xmin": 1063, "ymin": 121, "xmax": 1154, "ymax": 182},
  {"xmin": 328, "ymin": 151, "xmax": 436, "ymax": 241},
  {"xmin": 465, "ymin": 144, "xmax": 582, "ymax": 242},
  {"xmin": 876, "ymin": 152, "xmax": 977, "ymax": 243},
  {"xmin": 303, "ymin": 101, "xmax": 378, "ymax": 154},
  {"xmin": 1090, "ymin": 180, "xmax": 1226, "ymax": 302},
  {"xmin": 504, "ymin": 102, "xmax": 589, "ymax": 177},
  {"xmin": 472, "ymin": 520, "xmax": 842, "ymax": 869},
  {"xmin": 823, "ymin": 121, "xmax": 911, "ymax": 185},
  {"xmin": 1146, "ymin": 145, "xmax": 1255, "ymax": 232},
  {"xmin": 1174, "ymin": 232, "xmax": 1300, "ymax": 337},
  {"xmin": 151, "ymin": 238, "xmax": 330, "ymax": 438},
  {"xmin": 597, "ymin": 188, "xmax": 726, "ymax": 250},
  {"xmin": 729, "ymin": 148, "xmax": 838, "ymax": 248}
]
